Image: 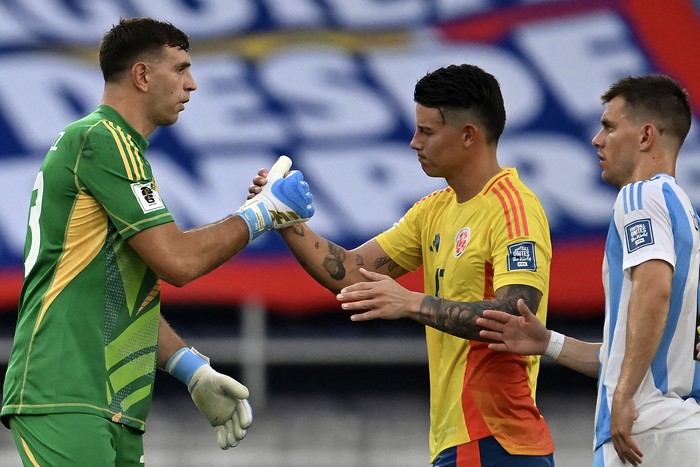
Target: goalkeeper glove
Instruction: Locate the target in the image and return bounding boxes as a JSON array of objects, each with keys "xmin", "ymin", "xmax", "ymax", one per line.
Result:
[
  {"xmin": 236, "ymin": 155, "xmax": 314, "ymax": 242},
  {"xmin": 165, "ymin": 347, "xmax": 253, "ymax": 450}
]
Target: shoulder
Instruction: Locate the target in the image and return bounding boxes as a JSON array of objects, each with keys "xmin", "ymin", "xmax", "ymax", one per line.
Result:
[
  {"xmin": 619, "ymin": 175, "xmax": 681, "ymax": 214},
  {"xmin": 411, "ymin": 186, "xmax": 454, "ymax": 210},
  {"xmin": 485, "ymin": 170, "xmax": 539, "ymax": 200}
]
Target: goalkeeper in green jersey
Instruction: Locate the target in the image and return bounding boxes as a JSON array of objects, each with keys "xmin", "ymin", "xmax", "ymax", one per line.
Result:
[{"xmin": 1, "ymin": 17, "xmax": 314, "ymax": 466}]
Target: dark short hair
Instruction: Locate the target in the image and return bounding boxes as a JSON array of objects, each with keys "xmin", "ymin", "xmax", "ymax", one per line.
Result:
[
  {"xmin": 602, "ymin": 74, "xmax": 692, "ymax": 145},
  {"xmin": 413, "ymin": 64, "xmax": 506, "ymax": 144},
  {"xmin": 99, "ymin": 17, "xmax": 190, "ymax": 82}
]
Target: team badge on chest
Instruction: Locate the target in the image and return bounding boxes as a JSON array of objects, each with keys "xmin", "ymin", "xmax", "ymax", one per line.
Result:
[{"xmin": 454, "ymin": 227, "xmax": 470, "ymax": 258}]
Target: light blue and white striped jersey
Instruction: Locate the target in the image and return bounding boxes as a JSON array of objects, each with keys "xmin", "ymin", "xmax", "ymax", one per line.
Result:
[{"xmin": 594, "ymin": 173, "xmax": 700, "ymax": 449}]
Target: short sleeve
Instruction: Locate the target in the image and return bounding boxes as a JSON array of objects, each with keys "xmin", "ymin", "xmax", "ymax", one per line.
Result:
[
  {"xmin": 615, "ymin": 182, "xmax": 675, "ymax": 272},
  {"xmin": 77, "ymin": 125, "xmax": 174, "ymax": 239},
  {"xmin": 490, "ymin": 190, "xmax": 552, "ymax": 295},
  {"xmin": 376, "ymin": 201, "xmax": 424, "ymax": 272}
]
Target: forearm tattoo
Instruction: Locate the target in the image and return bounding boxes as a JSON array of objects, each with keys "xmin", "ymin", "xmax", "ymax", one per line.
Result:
[
  {"xmin": 418, "ymin": 284, "xmax": 541, "ymax": 340},
  {"xmin": 322, "ymin": 241, "xmax": 347, "ymax": 280},
  {"xmin": 374, "ymin": 255, "xmax": 401, "ymax": 274}
]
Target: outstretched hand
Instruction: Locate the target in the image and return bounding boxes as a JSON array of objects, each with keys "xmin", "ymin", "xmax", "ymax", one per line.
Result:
[
  {"xmin": 336, "ymin": 268, "xmax": 423, "ymax": 322},
  {"xmin": 476, "ymin": 299, "xmax": 550, "ymax": 355}
]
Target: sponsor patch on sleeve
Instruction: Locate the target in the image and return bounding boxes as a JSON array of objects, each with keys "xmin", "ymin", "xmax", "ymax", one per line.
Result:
[
  {"xmin": 507, "ymin": 241, "xmax": 537, "ymax": 271},
  {"xmin": 131, "ymin": 181, "xmax": 165, "ymax": 213},
  {"xmin": 624, "ymin": 218, "xmax": 654, "ymax": 253}
]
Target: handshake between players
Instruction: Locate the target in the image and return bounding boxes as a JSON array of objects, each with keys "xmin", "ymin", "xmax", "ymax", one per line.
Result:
[
  {"xmin": 192, "ymin": 155, "xmax": 314, "ymax": 449},
  {"xmin": 236, "ymin": 155, "xmax": 315, "ymax": 242}
]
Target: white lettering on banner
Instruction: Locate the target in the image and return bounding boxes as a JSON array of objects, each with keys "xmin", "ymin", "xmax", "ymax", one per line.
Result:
[
  {"xmin": 302, "ymin": 145, "xmax": 445, "ymax": 236},
  {"xmin": 175, "ymin": 58, "xmax": 288, "ymax": 147},
  {"xmin": 516, "ymin": 12, "xmax": 648, "ymax": 117},
  {"xmin": 0, "ymin": 6, "xmax": 33, "ymax": 44},
  {"xmin": 260, "ymin": 48, "xmax": 394, "ymax": 140},
  {"xmin": 325, "ymin": 0, "xmax": 428, "ymax": 27},
  {"xmin": 148, "ymin": 150, "xmax": 346, "ymax": 241},
  {"xmin": 0, "ymin": 54, "xmax": 101, "ymax": 149},
  {"xmin": 134, "ymin": 0, "xmax": 255, "ymax": 35},
  {"xmin": 147, "ymin": 151, "xmax": 273, "ymax": 226},
  {"xmin": 9, "ymin": 0, "xmax": 125, "ymax": 43},
  {"xmin": 0, "ymin": 0, "xmax": 506, "ymax": 46},
  {"xmin": 367, "ymin": 45, "xmax": 543, "ymax": 130},
  {"xmin": 499, "ymin": 133, "xmax": 617, "ymax": 229},
  {"xmin": 261, "ymin": 0, "xmax": 325, "ymax": 26}
]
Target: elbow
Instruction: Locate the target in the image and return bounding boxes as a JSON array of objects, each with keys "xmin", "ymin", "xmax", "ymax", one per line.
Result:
[
  {"xmin": 164, "ymin": 274, "xmax": 191, "ymax": 288},
  {"xmin": 155, "ymin": 258, "xmax": 200, "ymax": 288}
]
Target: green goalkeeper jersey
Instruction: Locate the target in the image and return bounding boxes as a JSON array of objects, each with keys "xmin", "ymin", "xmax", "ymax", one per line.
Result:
[{"xmin": 1, "ymin": 105, "xmax": 174, "ymax": 431}]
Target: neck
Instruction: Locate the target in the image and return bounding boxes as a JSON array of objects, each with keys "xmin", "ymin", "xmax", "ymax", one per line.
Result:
[
  {"xmin": 448, "ymin": 153, "xmax": 502, "ymax": 203},
  {"xmin": 627, "ymin": 152, "xmax": 675, "ymax": 185},
  {"xmin": 101, "ymin": 87, "xmax": 155, "ymax": 138}
]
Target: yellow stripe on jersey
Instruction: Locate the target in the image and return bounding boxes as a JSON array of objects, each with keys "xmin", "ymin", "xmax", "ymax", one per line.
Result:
[
  {"xmin": 100, "ymin": 120, "xmax": 145, "ymax": 180},
  {"xmin": 34, "ymin": 193, "xmax": 107, "ymax": 332},
  {"xmin": 18, "ymin": 193, "xmax": 107, "ymax": 409},
  {"xmin": 110, "ymin": 210, "xmax": 173, "ymax": 236},
  {"xmin": 19, "ymin": 436, "xmax": 40, "ymax": 467},
  {"xmin": 111, "ymin": 121, "xmax": 145, "ymax": 180},
  {"xmin": 137, "ymin": 282, "xmax": 161, "ymax": 316},
  {"xmin": 125, "ymin": 132, "xmax": 146, "ymax": 178}
]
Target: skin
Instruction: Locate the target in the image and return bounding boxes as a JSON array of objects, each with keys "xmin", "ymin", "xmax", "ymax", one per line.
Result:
[
  {"xmin": 478, "ymin": 95, "xmax": 681, "ymax": 466},
  {"xmin": 102, "ymin": 45, "xmax": 254, "ymax": 364},
  {"xmin": 249, "ymin": 103, "xmax": 543, "ymax": 340}
]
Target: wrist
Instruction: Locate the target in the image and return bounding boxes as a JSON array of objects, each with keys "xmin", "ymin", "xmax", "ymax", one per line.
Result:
[
  {"xmin": 236, "ymin": 201, "xmax": 272, "ymax": 242},
  {"xmin": 165, "ymin": 347, "xmax": 208, "ymax": 385},
  {"xmin": 543, "ymin": 330, "xmax": 565, "ymax": 360}
]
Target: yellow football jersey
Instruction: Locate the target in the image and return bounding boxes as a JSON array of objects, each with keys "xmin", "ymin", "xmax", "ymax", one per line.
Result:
[{"xmin": 376, "ymin": 168, "xmax": 554, "ymax": 461}]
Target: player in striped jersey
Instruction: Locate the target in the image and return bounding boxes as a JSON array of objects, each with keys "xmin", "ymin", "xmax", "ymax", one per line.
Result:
[
  {"xmin": 1, "ymin": 18, "xmax": 313, "ymax": 466},
  {"xmin": 251, "ymin": 64, "xmax": 555, "ymax": 466},
  {"xmin": 477, "ymin": 74, "xmax": 700, "ymax": 466}
]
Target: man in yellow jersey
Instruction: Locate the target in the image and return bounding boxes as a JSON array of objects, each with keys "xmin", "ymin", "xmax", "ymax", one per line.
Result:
[
  {"xmin": 250, "ymin": 64, "xmax": 554, "ymax": 466},
  {"xmin": 1, "ymin": 17, "xmax": 314, "ymax": 466}
]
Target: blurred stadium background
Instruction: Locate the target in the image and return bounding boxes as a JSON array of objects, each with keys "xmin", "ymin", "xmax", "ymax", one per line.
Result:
[{"xmin": 0, "ymin": 0, "xmax": 699, "ymax": 465}]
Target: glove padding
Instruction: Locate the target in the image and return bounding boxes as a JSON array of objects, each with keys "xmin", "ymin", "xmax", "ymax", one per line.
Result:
[
  {"xmin": 189, "ymin": 365, "xmax": 254, "ymax": 449},
  {"xmin": 236, "ymin": 155, "xmax": 314, "ymax": 242}
]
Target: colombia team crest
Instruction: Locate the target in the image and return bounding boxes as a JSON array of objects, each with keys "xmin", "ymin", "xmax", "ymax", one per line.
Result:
[{"xmin": 454, "ymin": 227, "xmax": 470, "ymax": 257}]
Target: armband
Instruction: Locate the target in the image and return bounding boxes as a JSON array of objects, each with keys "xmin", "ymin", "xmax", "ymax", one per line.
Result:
[{"xmin": 544, "ymin": 331, "xmax": 565, "ymax": 360}]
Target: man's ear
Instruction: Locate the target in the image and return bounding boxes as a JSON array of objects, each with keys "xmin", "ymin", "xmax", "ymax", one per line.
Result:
[
  {"xmin": 462, "ymin": 123, "xmax": 478, "ymax": 148},
  {"xmin": 132, "ymin": 62, "xmax": 149, "ymax": 92},
  {"xmin": 640, "ymin": 123, "xmax": 660, "ymax": 152}
]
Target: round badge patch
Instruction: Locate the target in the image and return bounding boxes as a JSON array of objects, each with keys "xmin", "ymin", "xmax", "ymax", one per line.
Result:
[{"xmin": 454, "ymin": 227, "xmax": 470, "ymax": 257}]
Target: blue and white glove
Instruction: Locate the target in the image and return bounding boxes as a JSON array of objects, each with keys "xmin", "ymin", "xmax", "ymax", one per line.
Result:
[
  {"xmin": 166, "ymin": 347, "xmax": 253, "ymax": 450},
  {"xmin": 236, "ymin": 155, "xmax": 314, "ymax": 242}
]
